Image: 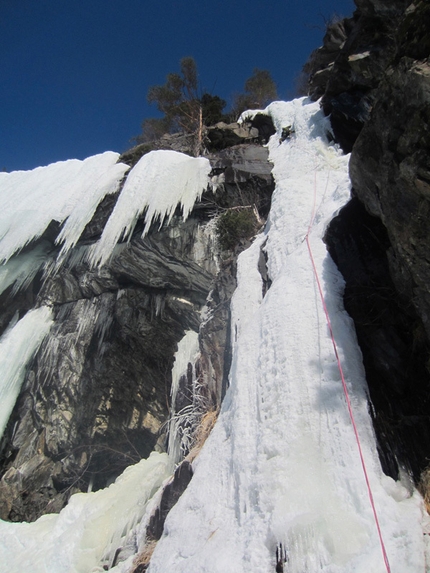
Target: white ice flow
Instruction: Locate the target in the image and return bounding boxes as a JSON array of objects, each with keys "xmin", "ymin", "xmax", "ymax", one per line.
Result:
[
  {"xmin": 0, "ymin": 152, "xmax": 128, "ymax": 264},
  {"xmin": 89, "ymin": 150, "xmax": 212, "ymax": 266},
  {"xmin": 0, "ymin": 306, "xmax": 53, "ymax": 439},
  {"xmin": 147, "ymin": 99, "xmax": 428, "ymax": 573}
]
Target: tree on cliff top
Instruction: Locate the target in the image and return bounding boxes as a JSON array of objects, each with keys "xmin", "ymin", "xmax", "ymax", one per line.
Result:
[
  {"xmin": 233, "ymin": 68, "xmax": 278, "ymax": 116},
  {"xmin": 143, "ymin": 57, "xmax": 227, "ymax": 155},
  {"xmin": 147, "ymin": 57, "xmax": 201, "ymax": 134},
  {"xmin": 138, "ymin": 59, "xmax": 278, "ymax": 150}
]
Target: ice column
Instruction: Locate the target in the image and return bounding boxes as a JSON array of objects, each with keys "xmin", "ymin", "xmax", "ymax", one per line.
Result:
[{"xmin": 0, "ymin": 306, "xmax": 53, "ymax": 439}]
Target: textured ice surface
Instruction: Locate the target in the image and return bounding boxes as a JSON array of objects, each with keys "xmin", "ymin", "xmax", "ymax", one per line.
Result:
[
  {"xmin": 0, "ymin": 152, "xmax": 127, "ymax": 264},
  {"xmin": 0, "ymin": 306, "xmax": 53, "ymax": 439},
  {"xmin": 55, "ymin": 162, "xmax": 129, "ymax": 260},
  {"xmin": 89, "ymin": 150, "xmax": 212, "ymax": 266}
]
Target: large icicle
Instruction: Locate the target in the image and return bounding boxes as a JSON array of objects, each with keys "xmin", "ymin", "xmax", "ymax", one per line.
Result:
[
  {"xmin": 0, "ymin": 306, "xmax": 53, "ymax": 439},
  {"xmin": 0, "ymin": 452, "xmax": 171, "ymax": 573},
  {"xmin": 55, "ymin": 162, "xmax": 129, "ymax": 260},
  {"xmin": 168, "ymin": 329, "xmax": 200, "ymax": 465},
  {"xmin": 0, "ymin": 152, "xmax": 127, "ymax": 264},
  {"xmin": 146, "ymin": 99, "xmax": 427, "ymax": 573},
  {"xmin": 89, "ymin": 150, "xmax": 212, "ymax": 266}
]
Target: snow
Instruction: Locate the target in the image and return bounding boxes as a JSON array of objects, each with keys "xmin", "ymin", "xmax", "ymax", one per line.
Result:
[
  {"xmin": 147, "ymin": 99, "xmax": 427, "ymax": 573},
  {"xmin": 0, "ymin": 152, "xmax": 127, "ymax": 264},
  {"xmin": 0, "ymin": 306, "xmax": 53, "ymax": 440},
  {"xmin": 0, "ymin": 452, "xmax": 171, "ymax": 573},
  {"xmin": 89, "ymin": 150, "xmax": 212, "ymax": 266}
]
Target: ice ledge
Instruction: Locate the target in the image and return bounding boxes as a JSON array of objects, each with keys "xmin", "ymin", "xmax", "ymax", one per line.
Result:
[{"xmin": 89, "ymin": 150, "xmax": 212, "ymax": 267}]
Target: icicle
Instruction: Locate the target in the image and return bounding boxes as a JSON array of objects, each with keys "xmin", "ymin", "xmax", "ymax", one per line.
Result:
[
  {"xmin": 0, "ymin": 152, "xmax": 125, "ymax": 264},
  {"xmin": 93, "ymin": 295, "xmax": 115, "ymax": 356},
  {"xmin": 0, "ymin": 306, "xmax": 53, "ymax": 439},
  {"xmin": 88, "ymin": 150, "xmax": 212, "ymax": 267},
  {"xmin": 190, "ymin": 218, "xmax": 220, "ymax": 275},
  {"xmin": 0, "ymin": 242, "xmax": 50, "ymax": 296},
  {"xmin": 55, "ymin": 162, "xmax": 129, "ymax": 261},
  {"xmin": 167, "ymin": 330, "xmax": 200, "ymax": 465}
]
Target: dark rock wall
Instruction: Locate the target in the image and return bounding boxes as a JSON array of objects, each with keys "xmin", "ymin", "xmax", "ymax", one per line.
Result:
[
  {"xmin": 306, "ymin": 0, "xmax": 430, "ymax": 481},
  {"xmin": 326, "ymin": 199, "xmax": 430, "ymax": 481},
  {"xmin": 0, "ymin": 140, "xmax": 274, "ymax": 522}
]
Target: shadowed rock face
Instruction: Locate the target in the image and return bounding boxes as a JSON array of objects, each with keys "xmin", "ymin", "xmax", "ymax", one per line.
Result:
[
  {"xmin": 326, "ymin": 199, "xmax": 430, "ymax": 481},
  {"xmin": 308, "ymin": 0, "xmax": 430, "ymax": 482},
  {"xmin": 0, "ymin": 141, "xmax": 274, "ymax": 522},
  {"xmin": 350, "ymin": 59, "xmax": 430, "ymax": 338}
]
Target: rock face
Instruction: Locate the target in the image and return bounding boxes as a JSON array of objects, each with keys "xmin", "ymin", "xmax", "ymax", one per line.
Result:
[
  {"xmin": 306, "ymin": 0, "xmax": 430, "ymax": 482},
  {"xmin": 0, "ymin": 137, "xmax": 274, "ymax": 522}
]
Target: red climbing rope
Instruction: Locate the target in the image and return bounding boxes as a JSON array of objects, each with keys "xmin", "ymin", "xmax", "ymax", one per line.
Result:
[{"xmin": 306, "ymin": 165, "xmax": 392, "ymax": 573}]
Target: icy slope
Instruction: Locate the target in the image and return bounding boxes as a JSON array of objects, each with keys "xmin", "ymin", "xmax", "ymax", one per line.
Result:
[{"xmin": 147, "ymin": 99, "xmax": 427, "ymax": 573}]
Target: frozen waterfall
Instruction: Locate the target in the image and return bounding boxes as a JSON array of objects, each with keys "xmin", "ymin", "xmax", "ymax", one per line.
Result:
[
  {"xmin": 146, "ymin": 99, "xmax": 428, "ymax": 573},
  {"xmin": 0, "ymin": 99, "xmax": 428, "ymax": 573}
]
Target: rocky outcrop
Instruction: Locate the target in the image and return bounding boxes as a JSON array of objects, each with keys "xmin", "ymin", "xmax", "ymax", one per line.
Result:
[
  {"xmin": 0, "ymin": 141, "xmax": 274, "ymax": 522},
  {"xmin": 119, "ymin": 115, "xmax": 276, "ymax": 166},
  {"xmin": 206, "ymin": 114, "xmax": 276, "ymax": 151},
  {"xmin": 306, "ymin": 0, "xmax": 430, "ymax": 482},
  {"xmin": 350, "ymin": 58, "xmax": 430, "ymax": 336},
  {"xmin": 305, "ymin": 1, "xmax": 411, "ymax": 152}
]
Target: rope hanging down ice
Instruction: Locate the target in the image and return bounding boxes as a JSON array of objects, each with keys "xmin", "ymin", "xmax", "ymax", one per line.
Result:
[{"xmin": 305, "ymin": 160, "xmax": 392, "ymax": 573}]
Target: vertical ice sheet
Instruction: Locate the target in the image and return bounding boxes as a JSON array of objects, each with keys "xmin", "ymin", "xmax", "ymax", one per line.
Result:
[
  {"xmin": 0, "ymin": 152, "xmax": 126, "ymax": 264},
  {"xmin": 147, "ymin": 99, "xmax": 427, "ymax": 573},
  {"xmin": 0, "ymin": 452, "xmax": 171, "ymax": 573},
  {"xmin": 89, "ymin": 150, "xmax": 212, "ymax": 266},
  {"xmin": 0, "ymin": 306, "xmax": 53, "ymax": 439}
]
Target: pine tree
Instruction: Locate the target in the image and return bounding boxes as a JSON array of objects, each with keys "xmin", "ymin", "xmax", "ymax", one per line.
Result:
[
  {"xmin": 233, "ymin": 68, "xmax": 278, "ymax": 117},
  {"xmin": 146, "ymin": 57, "xmax": 203, "ymax": 155}
]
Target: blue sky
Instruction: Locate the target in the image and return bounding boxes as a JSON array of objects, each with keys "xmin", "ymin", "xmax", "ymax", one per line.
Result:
[{"xmin": 1, "ymin": 0, "xmax": 355, "ymax": 172}]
